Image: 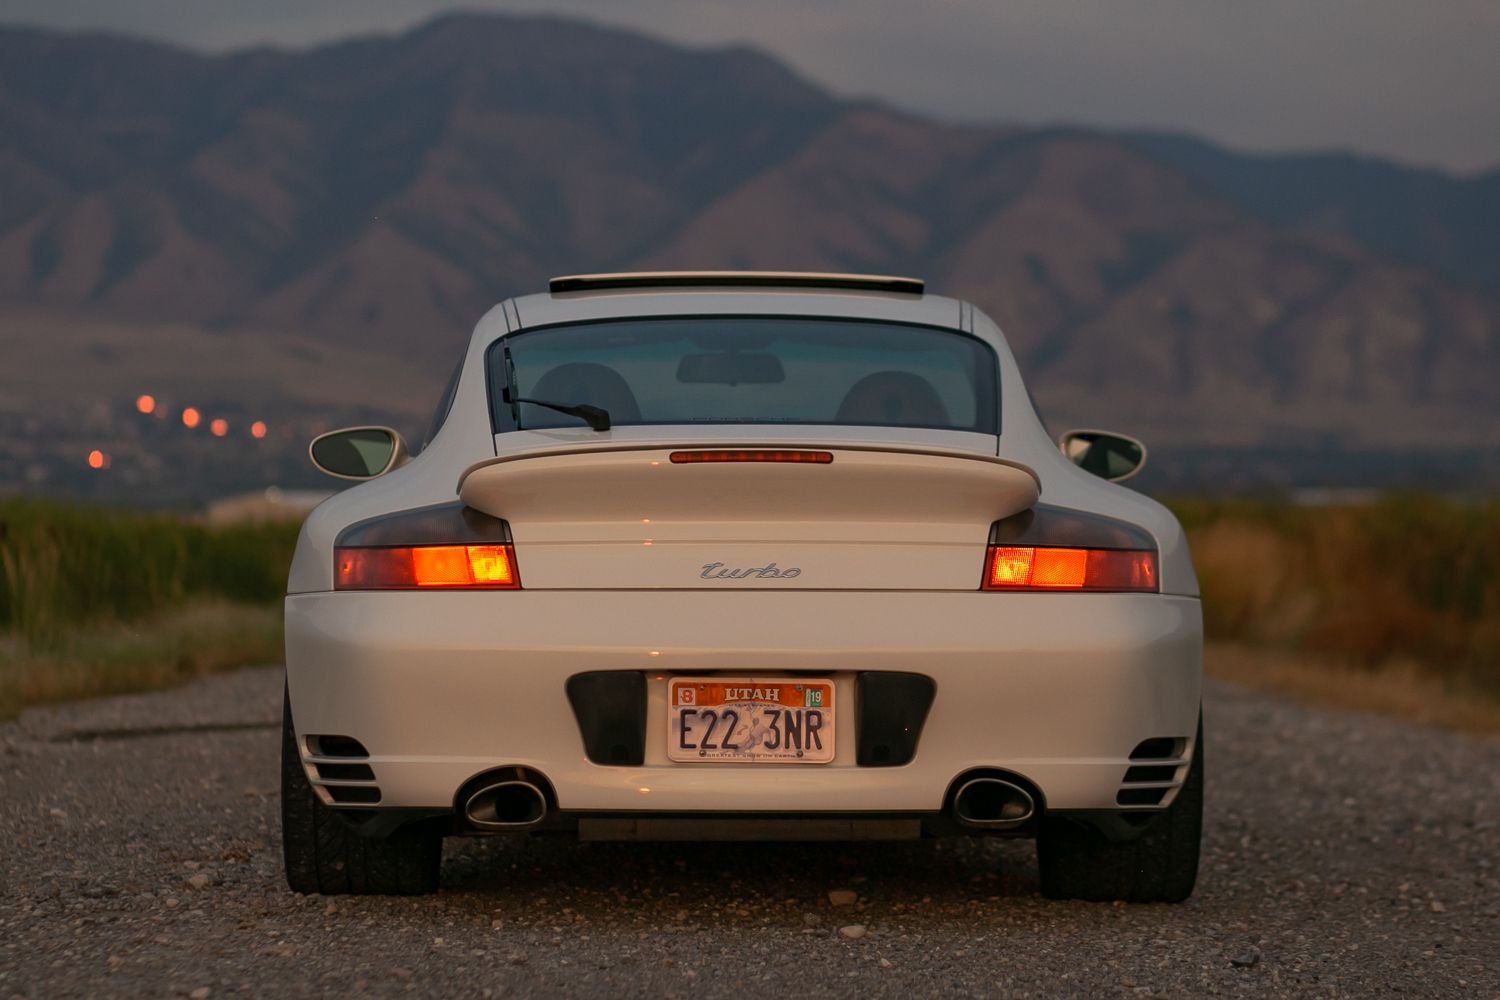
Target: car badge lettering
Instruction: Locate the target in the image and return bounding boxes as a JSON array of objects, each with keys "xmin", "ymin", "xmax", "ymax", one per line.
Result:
[
  {"xmin": 699, "ymin": 561, "xmax": 802, "ymax": 580},
  {"xmin": 723, "ymin": 686, "xmax": 781, "ymax": 701}
]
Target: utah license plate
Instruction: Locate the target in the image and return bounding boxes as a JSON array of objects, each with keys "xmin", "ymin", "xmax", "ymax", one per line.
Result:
[{"xmin": 667, "ymin": 677, "xmax": 834, "ymax": 764}]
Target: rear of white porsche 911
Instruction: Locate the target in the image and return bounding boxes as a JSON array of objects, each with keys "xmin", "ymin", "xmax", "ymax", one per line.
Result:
[{"xmin": 282, "ymin": 273, "xmax": 1203, "ymax": 900}]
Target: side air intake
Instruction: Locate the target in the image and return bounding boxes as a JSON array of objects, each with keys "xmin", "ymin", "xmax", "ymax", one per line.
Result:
[
  {"xmin": 1116, "ymin": 735, "xmax": 1191, "ymax": 807},
  {"xmin": 304, "ymin": 734, "xmax": 381, "ymax": 806}
]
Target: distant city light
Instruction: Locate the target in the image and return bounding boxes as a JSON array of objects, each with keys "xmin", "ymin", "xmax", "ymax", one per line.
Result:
[
  {"xmin": 210, "ymin": 418, "xmax": 229, "ymax": 437},
  {"xmin": 87, "ymin": 449, "xmax": 107, "ymax": 470},
  {"xmin": 250, "ymin": 420, "xmax": 268, "ymax": 439},
  {"xmin": 182, "ymin": 407, "xmax": 201, "ymax": 429},
  {"xmin": 136, "ymin": 394, "xmax": 156, "ymax": 415}
]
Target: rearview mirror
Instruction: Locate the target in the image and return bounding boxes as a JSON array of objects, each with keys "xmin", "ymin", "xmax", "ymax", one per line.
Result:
[
  {"xmin": 309, "ymin": 426, "xmax": 408, "ymax": 480},
  {"xmin": 676, "ymin": 352, "xmax": 785, "ymax": 385},
  {"xmin": 1058, "ymin": 429, "xmax": 1147, "ymax": 482}
]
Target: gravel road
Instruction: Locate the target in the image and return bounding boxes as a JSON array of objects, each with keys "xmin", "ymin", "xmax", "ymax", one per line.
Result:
[{"xmin": 2, "ymin": 667, "xmax": 1497, "ymax": 999}]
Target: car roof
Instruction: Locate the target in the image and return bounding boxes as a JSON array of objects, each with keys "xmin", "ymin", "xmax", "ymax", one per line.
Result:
[{"xmin": 506, "ymin": 271, "xmax": 968, "ymax": 332}]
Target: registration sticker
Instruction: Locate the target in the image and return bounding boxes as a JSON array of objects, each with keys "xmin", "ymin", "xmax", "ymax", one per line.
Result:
[{"xmin": 667, "ymin": 677, "xmax": 834, "ymax": 764}]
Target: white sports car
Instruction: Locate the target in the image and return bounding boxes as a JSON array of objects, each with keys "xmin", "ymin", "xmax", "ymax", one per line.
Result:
[{"xmin": 283, "ymin": 272, "xmax": 1203, "ymax": 901}]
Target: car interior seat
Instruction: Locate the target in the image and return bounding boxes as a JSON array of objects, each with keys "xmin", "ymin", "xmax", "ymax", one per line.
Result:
[
  {"xmin": 527, "ymin": 363, "xmax": 642, "ymax": 424},
  {"xmin": 834, "ymin": 371, "xmax": 950, "ymax": 426}
]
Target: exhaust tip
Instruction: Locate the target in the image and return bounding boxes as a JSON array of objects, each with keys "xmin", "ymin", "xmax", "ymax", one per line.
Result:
[
  {"xmin": 463, "ymin": 780, "xmax": 547, "ymax": 829},
  {"xmin": 953, "ymin": 777, "xmax": 1035, "ymax": 828}
]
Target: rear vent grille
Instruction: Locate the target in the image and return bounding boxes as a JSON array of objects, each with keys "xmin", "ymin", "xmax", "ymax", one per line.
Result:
[
  {"xmin": 566, "ymin": 672, "xmax": 647, "ymax": 766},
  {"xmin": 1118, "ymin": 735, "xmax": 1189, "ymax": 807},
  {"xmin": 856, "ymin": 673, "xmax": 936, "ymax": 767},
  {"xmin": 1116, "ymin": 787, "xmax": 1169, "ymax": 807},
  {"xmin": 314, "ymin": 762, "xmax": 375, "ymax": 782},
  {"xmin": 325, "ymin": 785, "xmax": 382, "ymax": 805},
  {"xmin": 304, "ymin": 734, "xmax": 380, "ymax": 806},
  {"xmin": 1129, "ymin": 737, "xmax": 1184, "ymax": 760},
  {"xmin": 309, "ymin": 734, "xmax": 370, "ymax": 758}
]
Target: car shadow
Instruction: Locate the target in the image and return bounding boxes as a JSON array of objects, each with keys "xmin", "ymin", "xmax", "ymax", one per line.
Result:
[{"xmin": 434, "ymin": 835, "xmax": 1045, "ymax": 918}]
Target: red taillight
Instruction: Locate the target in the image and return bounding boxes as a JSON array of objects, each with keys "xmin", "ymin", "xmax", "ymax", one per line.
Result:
[
  {"xmin": 669, "ymin": 450, "xmax": 834, "ymax": 464},
  {"xmin": 335, "ymin": 544, "xmax": 520, "ymax": 590},
  {"xmin": 982, "ymin": 546, "xmax": 1157, "ymax": 592}
]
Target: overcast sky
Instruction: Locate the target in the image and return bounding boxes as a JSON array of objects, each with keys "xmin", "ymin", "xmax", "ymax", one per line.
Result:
[{"xmin": 6, "ymin": 0, "xmax": 1498, "ymax": 174}]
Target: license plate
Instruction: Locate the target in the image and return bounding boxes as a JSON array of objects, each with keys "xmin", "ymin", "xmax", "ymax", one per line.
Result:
[{"xmin": 667, "ymin": 677, "xmax": 834, "ymax": 764}]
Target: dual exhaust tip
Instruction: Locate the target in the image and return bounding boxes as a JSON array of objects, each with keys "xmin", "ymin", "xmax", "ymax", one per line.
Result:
[
  {"xmin": 462, "ymin": 770, "xmax": 1035, "ymax": 831},
  {"xmin": 951, "ymin": 776, "xmax": 1036, "ymax": 829}
]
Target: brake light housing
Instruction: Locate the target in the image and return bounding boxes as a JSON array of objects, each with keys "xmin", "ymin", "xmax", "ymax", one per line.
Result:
[
  {"xmin": 982, "ymin": 545, "xmax": 1156, "ymax": 592},
  {"xmin": 982, "ymin": 504, "xmax": 1159, "ymax": 593},
  {"xmin": 337, "ymin": 544, "xmax": 519, "ymax": 590},
  {"xmin": 334, "ymin": 503, "xmax": 520, "ymax": 591},
  {"xmin": 669, "ymin": 450, "xmax": 834, "ymax": 464}
]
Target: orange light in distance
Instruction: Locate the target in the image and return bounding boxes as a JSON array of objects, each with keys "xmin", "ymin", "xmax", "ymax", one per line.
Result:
[
  {"xmin": 136, "ymin": 394, "xmax": 156, "ymax": 415},
  {"xmin": 181, "ymin": 407, "xmax": 201, "ymax": 429},
  {"xmin": 250, "ymin": 421, "xmax": 268, "ymax": 439},
  {"xmin": 335, "ymin": 545, "xmax": 519, "ymax": 590},
  {"xmin": 210, "ymin": 418, "xmax": 228, "ymax": 437},
  {"xmin": 87, "ymin": 449, "xmax": 106, "ymax": 469}
]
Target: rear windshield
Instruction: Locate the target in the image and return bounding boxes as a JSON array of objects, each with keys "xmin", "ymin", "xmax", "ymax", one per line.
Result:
[{"xmin": 488, "ymin": 317, "xmax": 998, "ymax": 433}]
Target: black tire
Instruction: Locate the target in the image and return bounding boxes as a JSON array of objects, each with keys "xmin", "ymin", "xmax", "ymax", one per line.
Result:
[
  {"xmin": 280, "ymin": 685, "xmax": 443, "ymax": 895},
  {"xmin": 1037, "ymin": 714, "xmax": 1203, "ymax": 903}
]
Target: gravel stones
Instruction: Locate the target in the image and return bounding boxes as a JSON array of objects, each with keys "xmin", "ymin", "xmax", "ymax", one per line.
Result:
[{"xmin": 1, "ymin": 666, "xmax": 1498, "ymax": 998}]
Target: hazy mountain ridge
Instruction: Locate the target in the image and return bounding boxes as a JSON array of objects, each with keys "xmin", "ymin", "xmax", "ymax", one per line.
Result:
[
  {"xmin": 1124, "ymin": 131, "xmax": 1500, "ymax": 296},
  {"xmin": 1, "ymin": 13, "xmax": 1496, "ymax": 454}
]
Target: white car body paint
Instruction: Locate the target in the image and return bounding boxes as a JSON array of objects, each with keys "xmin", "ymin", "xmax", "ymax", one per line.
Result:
[{"xmin": 285, "ymin": 282, "xmax": 1201, "ymax": 824}]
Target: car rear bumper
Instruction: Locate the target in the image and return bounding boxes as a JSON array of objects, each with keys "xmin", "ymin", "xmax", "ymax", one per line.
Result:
[{"xmin": 284, "ymin": 591, "xmax": 1201, "ymax": 819}]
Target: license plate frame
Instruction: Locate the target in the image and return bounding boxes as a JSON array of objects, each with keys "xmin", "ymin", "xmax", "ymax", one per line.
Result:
[{"xmin": 667, "ymin": 677, "xmax": 835, "ymax": 764}]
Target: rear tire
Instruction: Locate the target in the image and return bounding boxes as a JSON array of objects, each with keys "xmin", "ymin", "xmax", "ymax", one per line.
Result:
[
  {"xmin": 1037, "ymin": 715, "xmax": 1203, "ymax": 903},
  {"xmin": 280, "ymin": 685, "xmax": 442, "ymax": 895}
]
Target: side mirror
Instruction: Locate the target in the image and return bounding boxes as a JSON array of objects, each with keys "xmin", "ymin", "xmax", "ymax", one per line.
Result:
[
  {"xmin": 1058, "ymin": 429, "xmax": 1147, "ymax": 483},
  {"xmin": 309, "ymin": 426, "xmax": 408, "ymax": 480}
]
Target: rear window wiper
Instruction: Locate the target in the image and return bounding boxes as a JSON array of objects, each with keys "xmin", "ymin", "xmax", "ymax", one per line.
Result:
[
  {"xmin": 500, "ymin": 338, "xmax": 610, "ymax": 431},
  {"xmin": 509, "ymin": 394, "xmax": 612, "ymax": 432}
]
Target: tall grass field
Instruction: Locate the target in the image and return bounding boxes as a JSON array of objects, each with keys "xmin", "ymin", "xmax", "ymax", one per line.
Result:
[
  {"xmin": 0, "ymin": 500, "xmax": 296, "ymax": 716},
  {"xmin": 2, "ymin": 495, "xmax": 1497, "ymax": 728}
]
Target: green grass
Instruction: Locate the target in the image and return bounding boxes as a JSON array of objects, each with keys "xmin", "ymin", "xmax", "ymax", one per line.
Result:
[
  {"xmin": 0, "ymin": 499, "xmax": 298, "ymax": 717},
  {"xmin": 0, "ymin": 499, "xmax": 297, "ymax": 641}
]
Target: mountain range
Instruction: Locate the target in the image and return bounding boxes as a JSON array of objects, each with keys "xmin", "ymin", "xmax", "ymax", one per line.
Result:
[{"xmin": 2, "ymin": 12, "xmax": 1496, "ymax": 489}]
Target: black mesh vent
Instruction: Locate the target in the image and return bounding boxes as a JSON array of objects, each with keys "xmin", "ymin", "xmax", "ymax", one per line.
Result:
[
  {"xmin": 314, "ymin": 762, "xmax": 375, "ymax": 782},
  {"xmin": 856, "ymin": 673, "xmax": 936, "ymax": 767},
  {"xmin": 326, "ymin": 785, "xmax": 381, "ymax": 805},
  {"xmin": 1123, "ymin": 764, "xmax": 1177, "ymax": 783},
  {"xmin": 310, "ymin": 735, "xmax": 369, "ymax": 758},
  {"xmin": 1116, "ymin": 786, "xmax": 1169, "ymax": 807},
  {"xmin": 1129, "ymin": 737, "xmax": 1183, "ymax": 760},
  {"xmin": 566, "ymin": 672, "xmax": 647, "ymax": 766}
]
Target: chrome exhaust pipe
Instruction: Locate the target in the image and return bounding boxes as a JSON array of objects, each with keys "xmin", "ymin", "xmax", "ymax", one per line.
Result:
[
  {"xmin": 953, "ymin": 777, "xmax": 1035, "ymax": 828},
  {"xmin": 463, "ymin": 780, "xmax": 547, "ymax": 829}
]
